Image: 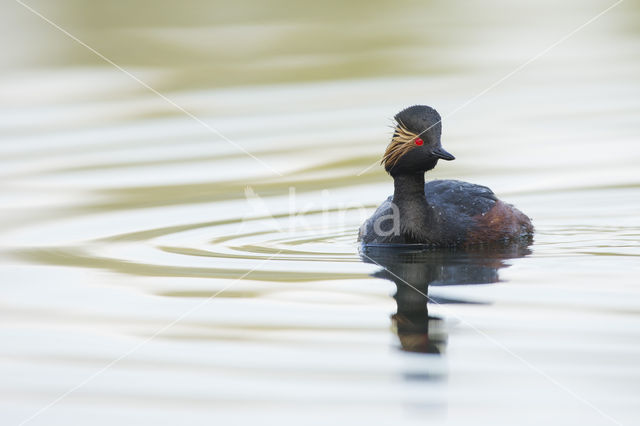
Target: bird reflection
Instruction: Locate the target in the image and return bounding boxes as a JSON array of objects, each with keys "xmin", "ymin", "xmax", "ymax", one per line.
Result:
[{"xmin": 360, "ymin": 242, "xmax": 531, "ymax": 354}]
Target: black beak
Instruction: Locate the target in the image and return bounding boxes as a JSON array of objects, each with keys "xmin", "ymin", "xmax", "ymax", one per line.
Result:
[{"xmin": 433, "ymin": 146, "xmax": 455, "ymax": 161}]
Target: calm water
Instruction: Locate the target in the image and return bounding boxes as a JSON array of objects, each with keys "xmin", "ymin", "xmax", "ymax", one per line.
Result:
[{"xmin": 2, "ymin": 0, "xmax": 640, "ymax": 425}]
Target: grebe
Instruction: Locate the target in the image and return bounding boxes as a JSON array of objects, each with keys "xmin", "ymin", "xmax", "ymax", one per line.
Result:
[{"xmin": 358, "ymin": 105, "xmax": 533, "ymax": 247}]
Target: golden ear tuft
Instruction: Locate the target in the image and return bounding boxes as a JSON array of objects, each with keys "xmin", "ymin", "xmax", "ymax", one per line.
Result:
[{"xmin": 381, "ymin": 122, "xmax": 420, "ymax": 170}]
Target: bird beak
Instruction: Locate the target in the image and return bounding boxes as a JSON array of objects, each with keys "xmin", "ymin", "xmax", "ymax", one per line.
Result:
[{"xmin": 433, "ymin": 146, "xmax": 455, "ymax": 161}]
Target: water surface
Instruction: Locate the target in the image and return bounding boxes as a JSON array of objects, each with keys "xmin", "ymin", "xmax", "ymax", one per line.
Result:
[{"xmin": 1, "ymin": 0, "xmax": 640, "ymax": 425}]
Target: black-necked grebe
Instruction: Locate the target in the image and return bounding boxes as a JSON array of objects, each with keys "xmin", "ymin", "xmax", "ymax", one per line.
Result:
[{"xmin": 358, "ymin": 105, "xmax": 533, "ymax": 247}]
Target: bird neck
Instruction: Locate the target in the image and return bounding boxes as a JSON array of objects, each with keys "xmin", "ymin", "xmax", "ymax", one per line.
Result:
[
  {"xmin": 392, "ymin": 172, "xmax": 433, "ymax": 242},
  {"xmin": 393, "ymin": 172, "xmax": 427, "ymax": 204}
]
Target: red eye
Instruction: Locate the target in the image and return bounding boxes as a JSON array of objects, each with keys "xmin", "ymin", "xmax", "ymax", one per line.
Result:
[{"xmin": 415, "ymin": 138, "xmax": 424, "ymax": 146}]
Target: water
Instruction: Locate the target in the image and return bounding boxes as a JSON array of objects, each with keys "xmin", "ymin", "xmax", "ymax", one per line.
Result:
[{"xmin": 1, "ymin": 0, "xmax": 640, "ymax": 425}]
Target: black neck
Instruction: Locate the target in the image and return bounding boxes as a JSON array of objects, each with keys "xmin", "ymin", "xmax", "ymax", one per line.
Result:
[
  {"xmin": 393, "ymin": 172, "xmax": 426, "ymax": 203},
  {"xmin": 392, "ymin": 172, "xmax": 433, "ymax": 242}
]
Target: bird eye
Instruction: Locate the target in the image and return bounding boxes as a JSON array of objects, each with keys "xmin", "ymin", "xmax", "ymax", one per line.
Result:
[{"xmin": 414, "ymin": 138, "xmax": 424, "ymax": 146}]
